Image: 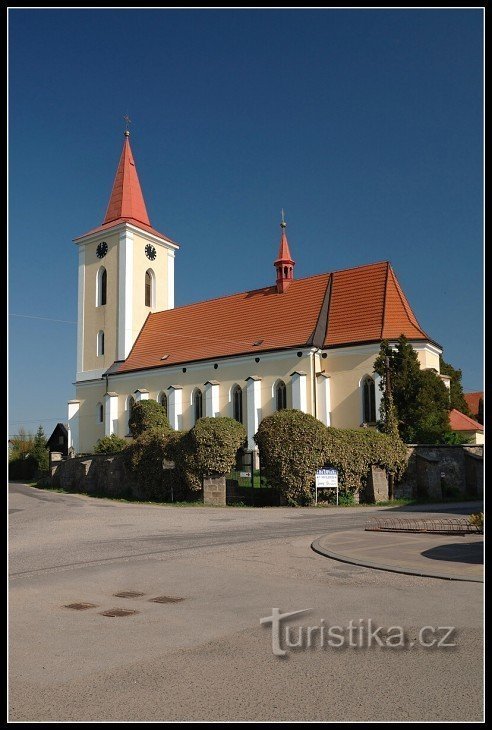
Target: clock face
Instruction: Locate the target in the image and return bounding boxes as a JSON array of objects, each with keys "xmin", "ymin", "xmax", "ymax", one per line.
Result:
[
  {"xmin": 145, "ymin": 244, "xmax": 157, "ymax": 261},
  {"xmin": 96, "ymin": 241, "xmax": 108, "ymax": 259}
]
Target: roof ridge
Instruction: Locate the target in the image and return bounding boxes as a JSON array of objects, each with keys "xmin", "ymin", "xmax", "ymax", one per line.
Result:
[
  {"xmin": 450, "ymin": 408, "xmax": 484, "ymax": 430},
  {"xmin": 149, "ymin": 261, "xmax": 390, "ymax": 319}
]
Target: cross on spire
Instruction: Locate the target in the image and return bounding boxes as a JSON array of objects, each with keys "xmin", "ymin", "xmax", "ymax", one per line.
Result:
[{"xmin": 123, "ymin": 114, "xmax": 132, "ymax": 136}]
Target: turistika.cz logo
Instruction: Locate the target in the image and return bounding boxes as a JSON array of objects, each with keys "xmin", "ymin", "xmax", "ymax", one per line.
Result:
[{"xmin": 260, "ymin": 609, "xmax": 457, "ymax": 657}]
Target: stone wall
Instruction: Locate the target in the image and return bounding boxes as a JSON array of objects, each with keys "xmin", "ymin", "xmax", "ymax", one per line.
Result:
[{"xmin": 396, "ymin": 444, "xmax": 484, "ymax": 500}]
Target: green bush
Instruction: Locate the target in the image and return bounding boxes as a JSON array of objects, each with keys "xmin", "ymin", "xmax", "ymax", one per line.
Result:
[
  {"xmin": 128, "ymin": 399, "xmax": 171, "ymax": 438},
  {"xmin": 189, "ymin": 417, "xmax": 246, "ymax": 478},
  {"xmin": 254, "ymin": 410, "xmax": 329, "ymax": 505},
  {"xmin": 324, "ymin": 427, "xmax": 408, "ymax": 492},
  {"xmin": 125, "ymin": 427, "xmax": 174, "ymax": 501},
  {"xmin": 164, "ymin": 430, "xmax": 202, "ymax": 494},
  {"xmin": 94, "ymin": 434, "xmax": 128, "ymax": 454}
]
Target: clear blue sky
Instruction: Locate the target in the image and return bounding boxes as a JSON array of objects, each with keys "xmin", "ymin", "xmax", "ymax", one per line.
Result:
[{"xmin": 8, "ymin": 8, "xmax": 484, "ymax": 437}]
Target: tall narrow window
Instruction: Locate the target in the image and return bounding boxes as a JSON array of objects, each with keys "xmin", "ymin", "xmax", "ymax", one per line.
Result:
[
  {"xmin": 232, "ymin": 385, "xmax": 243, "ymax": 423},
  {"xmin": 159, "ymin": 391, "xmax": 168, "ymax": 417},
  {"xmin": 97, "ymin": 402, "xmax": 104, "ymax": 423},
  {"xmin": 275, "ymin": 380, "xmax": 287, "ymax": 411},
  {"xmin": 362, "ymin": 376, "xmax": 376, "ymax": 424},
  {"xmin": 145, "ymin": 269, "xmax": 155, "ymax": 307},
  {"xmin": 193, "ymin": 388, "xmax": 203, "ymax": 424},
  {"xmin": 97, "ymin": 330, "xmax": 105, "ymax": 357},
  {"xmin": 126, "ymin": 395, "xmax": 136, "ymax": 433},
  {"xmin": 97, "ymin": 267, "xmax": 107, "ymax": 307}
]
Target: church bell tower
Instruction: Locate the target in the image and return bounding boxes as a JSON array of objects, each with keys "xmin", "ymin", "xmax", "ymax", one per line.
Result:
[{"xmin": 73, "ymin": 128, "xmax": 179, "ymax": 383}]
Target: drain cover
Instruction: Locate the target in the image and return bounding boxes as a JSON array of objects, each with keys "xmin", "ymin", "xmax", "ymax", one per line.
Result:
[
  {"xmin": 113, "ymin": 591, "xmax": 145, "ymax": 599},
  {"xmin": 64, "ymin": 602, "xmax": 98, "ymax": 611},
  {"xmin": 149, "ymin": 596, "xmax": 184, "ymax": 604},
  {"xmin": 100, "ymin": 608, "xmax": 138, "ymax": 617}
]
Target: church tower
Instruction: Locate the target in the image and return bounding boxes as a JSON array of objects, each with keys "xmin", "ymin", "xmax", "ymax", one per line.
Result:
[
  {"xmin": 274, "ymin": 211, "xmax": 295, "ymax": 293},
  {"xmin": 73, "ymin": 129, "xmax": 179, "ymax": 382}
]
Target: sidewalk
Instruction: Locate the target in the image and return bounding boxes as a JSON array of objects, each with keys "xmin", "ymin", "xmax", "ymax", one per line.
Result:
[{"xmin": 312, "ymin": 527, "xmax": 483, "ymax": 582}]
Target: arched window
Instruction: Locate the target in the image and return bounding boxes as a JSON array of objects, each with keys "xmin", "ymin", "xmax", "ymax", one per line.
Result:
[
  {"xmin": 193, "ymin": 388, "xmax": 203, "ymax": 424},
  {"xmin": 362, "ymin": 376, "xmax": 376, "ymax": 424},
  {"xmin": 232, "ymin": 385, "xmax": 243, "ymax": 423},
  {"xmin": 97, "ymin": 267, "xmax": 107, "ymax": 307},
  {"xmin": 126, "ymin": 395, "xmax": 136, "ymax": 432},
  {"xmin": 96, "ymin": 330, "xmax": 105, "ymax": 357},
  {"xmin": 275, "ymin": 380, "xmax": 287, "ymax": 411},
  {"xmin": 97, "ymin": 402, "xmax": 104, "ymax": 424},
  {"xmin": 159, "ymin": 391, "xmax": 168, "ymax": 417},
  {"xmin": 145, "ymin": 269, "xmax": 155, "ymax": 307}
]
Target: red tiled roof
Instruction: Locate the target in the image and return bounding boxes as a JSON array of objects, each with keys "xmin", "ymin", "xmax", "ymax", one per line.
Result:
[
  {"xmin": 449, "ymin": 408, "xmax": 483, "ymax": 432},
  {"xmin": 117, "ymin": 260, "xmax": 432, "ymax": 374},
  {"xmin": 464, "ymin": 392, "xmax": 483, "ymax": 417}
]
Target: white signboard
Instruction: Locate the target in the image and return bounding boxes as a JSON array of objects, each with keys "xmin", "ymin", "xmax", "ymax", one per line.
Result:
[{"xmin": 315, "ymin": 468, "xmax": 339, "ymax": 505}]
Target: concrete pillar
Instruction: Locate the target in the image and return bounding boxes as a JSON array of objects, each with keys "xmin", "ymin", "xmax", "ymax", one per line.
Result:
[
  {"xmin": 67, "ymin": 400, "xmax": 80, "ymax": 453},
  {"xmin": 168, "ymin": 385, "xmax": 183, "ymax": 430},
  {"xmin": 316, "ymin": 373, "xmax": 331, "ymax": 426},
  {"xmin": 134, "ymin": 388, "xmax": 149, "ymax": 402},
  {"xmin": 374, "ymin": 373, "xmax": 383, "ymax": 422},
  {"xmin": 291, "ymin": 371, "xmax": 308, "ymax": 413},
  {"xmin": 104, "ymin": 392, "xmax": 119, "ymax": 436},
  {"xmin": 204, "ymin": 380, "xmax": 220, "ymax": 418},
  {"xmin": 245, "ymin": 376, "xmax": 262, "ymax": 452}
]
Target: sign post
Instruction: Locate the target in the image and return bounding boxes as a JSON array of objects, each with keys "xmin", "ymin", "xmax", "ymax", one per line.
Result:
[{"xmin": 315, "ymin": 468, "xmax": 339, "ymax": 505}]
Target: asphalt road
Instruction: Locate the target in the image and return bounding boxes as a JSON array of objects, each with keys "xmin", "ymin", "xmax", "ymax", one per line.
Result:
[{"xmin": 9, "ymin": 483, "xmax": 483, "ymax": 721}]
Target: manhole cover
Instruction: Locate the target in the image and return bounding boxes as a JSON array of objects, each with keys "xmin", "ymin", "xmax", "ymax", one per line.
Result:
[
  {"xmin": 64, "ymin": 602, "xmax": 98, "ymax": 611},
  {"xmin": 113, "ymin": 591, "xmax": 145, "ymax": 598},
  {"xmin": 100, "ymin": 608, "xmax": 138, "ymax": 617},
  {"xmin": 149, "ymin": 596, "xmax": 184, "ymax": 604}
]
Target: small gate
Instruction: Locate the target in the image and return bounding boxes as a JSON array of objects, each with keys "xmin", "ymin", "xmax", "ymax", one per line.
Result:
[{"xmin": 226, "ymin": 448, "xmax": 279, "ymax": 506}]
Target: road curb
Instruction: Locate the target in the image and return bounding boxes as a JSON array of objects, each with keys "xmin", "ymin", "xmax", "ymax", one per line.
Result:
[{"xmin": 311, "ymin": 537, "xmax": 484, "ymax": 583}]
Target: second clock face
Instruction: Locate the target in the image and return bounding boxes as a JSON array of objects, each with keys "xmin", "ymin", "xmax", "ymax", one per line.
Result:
[
  {"xmin": 96, "ymin": 241, "xmax": 108, "ymax": 259},
  {"xmin": 145, "ymin": 244, "xmax": 157, "ymax": 261}
]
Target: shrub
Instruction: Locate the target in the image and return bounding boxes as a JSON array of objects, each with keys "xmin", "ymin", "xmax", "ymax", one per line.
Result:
[
  {"xmin": 189, "ymin": 417, "xmax": 246, "ymax": 478},
  {"xmin": 94, "ymin": 434, "xmax": 128, "ymax": 454},
  {"xmin": 254, "ymin": 410, "xmax": 329, "ymax": 505},
  {"xmin": 164, "ymin": 430, "xmax": 202, "ymax": 494},
  {"xmin": 125, "ymin": 427, "xmax": 172, "ymax": 501},
  {"xmin": 324, "ymin": 427, "xmax": 408, "ymax": 493},
  {"xmin": 128, "ymin": 399, "xmax": 171, "ymax": 438}
]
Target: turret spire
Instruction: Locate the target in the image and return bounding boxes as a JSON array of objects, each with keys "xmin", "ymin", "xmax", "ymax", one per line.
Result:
[{"xmin": 274, "ymin": 211, "xmax": 295, "ymax": 293}]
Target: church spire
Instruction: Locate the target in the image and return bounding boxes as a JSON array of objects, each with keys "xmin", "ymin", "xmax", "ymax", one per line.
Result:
[
  {"xmin": 103, "ymin": 129, "xmax": 151, "ymax": 227},
  {"xmin": 274, "ymin": 210, "xmax": 295, "ymax": 293}
]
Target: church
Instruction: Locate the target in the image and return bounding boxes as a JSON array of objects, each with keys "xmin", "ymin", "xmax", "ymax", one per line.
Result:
[{"xmin": 68, "ymin": 130, "xmax": 445, "ymax": 457}]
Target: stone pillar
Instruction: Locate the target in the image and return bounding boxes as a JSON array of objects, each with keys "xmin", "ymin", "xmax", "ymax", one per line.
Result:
[
  {"xmin": 50, "ymin": 451, "xmax": 63, "ymax": 478},
  {"xmin": 203, "ymin": 474, "xmax": 226, "ymax": 506},
  {"xmin": 204, "ymin": 380, "xmax": 220, "ymax": 418},
  {"xmin": 67, "ymin": 400, "xmax": 80, "ymax": 453},
  {"xmin": 316, "ymin": 372, "xmax": 331, "ymax": 426},
  {"xmin": 245, "ymin": 376, "xmax": 262, "ymax": 452},
  {"xmin": 291, "ymin": 371, "xmax": 308, "ymax": 413},
  {"xmin": 168, "ymin": 385, "xmax": 183, "ymax": 430},
  {"xmin": 134, "ymin": 388, "xmax": 149, "ymax": 402},
  {"xmin": 104, "ymin": 392, "xmax": 119, "ymax": 436}
]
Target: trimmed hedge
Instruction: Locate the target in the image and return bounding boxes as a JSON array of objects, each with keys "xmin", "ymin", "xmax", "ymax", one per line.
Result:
[
  {"xmin": 254, "ymin": 410, "xmax": 328, "ymax": 505},
  {"xmin": 128, "ymin": 399, "xmax": 171, "ymax": 438},
  {"xmin": 254, "ymin": 410, "xmax": 408, "ymax": 505},
  {"xmin": 94, "ymin": 434, "xmax": 128, "ymax": 454},
  {"xmin": 189, "ymin": 417, "xmax": 246, "ymax": 478},
  {"xmin": 324, "ymin": 427, "xmax": 408, "ymax": 492},
  {"xmin": 125, "ymin": 427, "xmax": 174, "ymax": 501}
]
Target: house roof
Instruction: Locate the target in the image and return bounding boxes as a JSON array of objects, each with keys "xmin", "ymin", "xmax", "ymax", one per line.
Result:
[
  {"xmin": 74, "ymin": 133, "xmax": 178, "ymax": 246},
  {"xmin": 449, "ymin": 408, "xmax": 483, "ymax": 432},
  {"xmin": 464, "ymin": 391, "xmax": 483, "ymax": 417},
  {"xmin": 46, "ymin": 423, "xmax": 69, "ymax": 448},
  {"xmin": 116, "ymin": 260, "xmax": 433, "ymax": 375}
]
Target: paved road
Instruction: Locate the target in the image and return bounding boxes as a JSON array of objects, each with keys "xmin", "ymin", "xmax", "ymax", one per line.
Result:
[{"xmin": 9, "ymin": 483, "xmax": 483, "ymax": 721}]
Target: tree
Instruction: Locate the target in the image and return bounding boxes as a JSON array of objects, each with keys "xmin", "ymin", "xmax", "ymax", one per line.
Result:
[
  {"xmin": 8, "ymin": 428, "xmax": 34, "ymax": 461},
  {"xmin": 439, "ymin": 356, "xmax": 471, "ymax": 416},
  {"xmin": 30, "ymin": 426, "xmax": 49, "ymax": 476},
  {"xmin": 128, "ymin": 399, "xmax": 171, "ymax": 438},
  {"xmin": 374, "ymin": 336, "xmax": 452, "ymax": 444}
]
